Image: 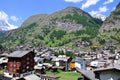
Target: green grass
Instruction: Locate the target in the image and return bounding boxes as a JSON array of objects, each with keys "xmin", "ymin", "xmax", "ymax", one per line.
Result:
[
  {"xmin": 46, "ymin": 71, "xmax": 83, "ymax": 80},
  {"xmin": 0, "ymin": 70, "xmax": 3, "ymax": 74}
]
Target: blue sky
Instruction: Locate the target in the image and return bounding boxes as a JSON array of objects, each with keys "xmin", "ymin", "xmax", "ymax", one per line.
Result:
[{"xmin": 0, "ymin": 0, "xmax": 119, "ymax": 28}]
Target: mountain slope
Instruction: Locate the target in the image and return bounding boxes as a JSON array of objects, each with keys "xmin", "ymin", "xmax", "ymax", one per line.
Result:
[
  {"xmin": 97, "ymin": 2, "xmax": 120, "ymax": 48},
  {"xmin": 100, "ymin": 2, "xmax": 120, "ymax": 32},
  {"xmin": 1, "ymin": 7, "xmax": 103, "ymax": 50},
  {"xmin": 21, "ymin": 7, "xmax": 102, "ymax": 31}
]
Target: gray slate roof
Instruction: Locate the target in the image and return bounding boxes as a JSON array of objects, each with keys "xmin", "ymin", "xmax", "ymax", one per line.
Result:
[
  {"xmin": 76, "ymin": 63, "xmax": 120, "ymax": 80},
  {"xmin": 76, "ymin": 68, "xmax": 98, "ymax": 80},
  {"xmin": 24, "ymin": 74, "xmax": 41, "ymax": 80},
  {"xmin": 94, "ymin": 63, "xmax": 120, "ymax": 72},
  {"xmin": 0, "ymin": 75, "xmax": 11, "ymax": 80},
  {"xmin": 8, "ymin": 51, "xmax": 31, "ymax": 58}
]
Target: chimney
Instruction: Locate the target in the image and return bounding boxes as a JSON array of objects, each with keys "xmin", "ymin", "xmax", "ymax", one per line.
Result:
[{"xmin": 104, "ymin": 63, "xmax": 107, "ymax": 68}]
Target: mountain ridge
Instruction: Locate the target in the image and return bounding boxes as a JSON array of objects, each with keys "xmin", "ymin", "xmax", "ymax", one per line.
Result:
[
  {"xmin": 100, "ymin": 2, "xmax": 120, "ymax": 32},
  {"xmin": 1, "ymin": 7, "xmax": 103, "ymax": 50},
  {"xmin": 21, "ymin": 7, "xmax": 102, "ymax": 31}
]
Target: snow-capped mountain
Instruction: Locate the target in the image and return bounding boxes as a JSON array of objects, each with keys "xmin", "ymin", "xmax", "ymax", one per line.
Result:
[
  {"xmin": 95, "ymin": 14, "xmax": 106, "ymax": 21},
  {"xmin": 0, "ymin": 20, "xmax": 18, "ymax": 31}
]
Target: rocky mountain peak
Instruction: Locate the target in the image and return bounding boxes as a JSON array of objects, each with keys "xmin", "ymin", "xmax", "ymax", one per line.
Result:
[
  {"xmin": 116, "ymin": 2, "xmax": 120, "ymax": 10},
  {"xmin": 50, "ymin": 7, "xmax": 91, "ymax": 19},
  {"xmin": 0, "ymin": 20, "xmax": 18, "ymax": 31},
  {"xmin": 21, "ymin": 6, "xmax": 102, "ymax": 31}
]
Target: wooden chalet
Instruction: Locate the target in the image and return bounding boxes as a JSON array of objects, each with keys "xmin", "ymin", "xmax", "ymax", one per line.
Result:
[
  {"xmin": 4, "ymin": 50, "xmax": 35, "ymax": 79},
  {"xmin": 52, "ymin": 55, "xmax": 72, "ymax": 71}
]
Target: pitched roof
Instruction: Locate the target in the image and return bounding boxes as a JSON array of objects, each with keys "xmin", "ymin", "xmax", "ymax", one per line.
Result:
[
  {"xmin": 76, "ymin": 63, "xmax": 120, "ymax": 80},
  {"xmin": 24, "ymin": 74, "xmax": 41, "ymax": 80},
  {"xmin": 0, "ymin": 75, "xmax": 11, "ymax": 80},
  {"xmin": 94, "ymin": 63, "xmax": 120, "ymax": 72},
  {"xmin": 8, "ymin": 50, "xmax": 32, "ymax": 58},
  {"xmin": 76, "ymin": 68, "xmax": 96, "ymax": 80},
  {"xmin": 41, "ymin": 74, "xmax": 60, "ymax": 79},
  {"xmin": 52, "ymin": 55, "xmax": 70, "ymax": 62}
]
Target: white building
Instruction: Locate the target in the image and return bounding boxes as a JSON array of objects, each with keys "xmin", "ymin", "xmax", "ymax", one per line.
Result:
[
  {"xmin": 77, "ymin": 63, "xmax": 120, "ymax": 80},
  {"xmin": 94, "ymin": 63, "xmax": 120, "ymax": 80}
]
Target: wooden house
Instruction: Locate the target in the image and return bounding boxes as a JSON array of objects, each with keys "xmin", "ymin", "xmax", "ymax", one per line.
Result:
[
  {"xmin": 52, "ymin": 55, "xmax": 72, "ymax": 70},
  {"xmin": 4, "ymin": 50, "xmax": 35, "ymax": 79}
]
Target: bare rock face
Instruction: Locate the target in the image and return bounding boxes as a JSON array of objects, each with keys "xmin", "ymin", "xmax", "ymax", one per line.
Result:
[
  {"xmin": 55, "ymin": 21, "xmax": 84, "ymax": 31},
  {"xmin": 100, "ymin": 2, "xmax": 120, "ymax": 32}
]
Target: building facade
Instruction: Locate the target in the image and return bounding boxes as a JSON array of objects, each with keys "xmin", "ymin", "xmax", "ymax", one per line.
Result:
[{"xmin": 4, "ymin": 50, "xmax": 35, "ymax": 79}]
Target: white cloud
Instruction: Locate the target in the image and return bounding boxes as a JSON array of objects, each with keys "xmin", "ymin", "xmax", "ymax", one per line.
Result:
[
  {"xmin": 0, "ymin": 11, "xmax": 18, "ymax": 30},
  {"xmin": 99, "ymin": 6, "xmax": 108, "ymax": 12},
  {"xmin": 10, "ymin": 16, "xmax": 19, "ymax": 22},
  {"xmin": 103, "ymin": 0, "xmax": 114, "ymax": 5},
  {"xmin": 64, "ymin": 0, "xmax": 83, "ymax": 3},
  {"xmin": 81, "ymin": 0, "xmax": 100, "ymax": 9}
]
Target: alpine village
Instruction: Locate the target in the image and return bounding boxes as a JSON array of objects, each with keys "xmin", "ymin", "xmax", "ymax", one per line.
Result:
[{"xmin": 0, "ymin": 2, "xmax": 120, "ymax": 80}]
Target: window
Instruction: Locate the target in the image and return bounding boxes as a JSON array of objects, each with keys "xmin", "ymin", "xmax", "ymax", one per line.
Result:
[
  {"xmin": 27, "ymin": 62, "xmax": 29, "ymax": 65},
  {"xmin": 27, "ymin": 57, "xmax": 29, "ymax": 60},
  {"xmin": 22, "ymin": 69, "xmax": 25, "ymax": 72},
  {"xmin": 118, "ymin": 78, "xmax": 120, "ymax": 80},
  {"xmin": 13, "ymin": 69, "xmax": 16, "ymax": 72},
  {"xmin": 9, "ymin": 73, "xmax": 12, "ymax": 75},
  {"xmin": 27, "ymin": 66, "xmax": 29, "ymax": 69},
  {"xmin": 13, "ymin": 64, "xmax": 16, "ymax": 67},
  {"xmin": 95, "ymin": 72, "xmax": 100, "ymax": 79}
]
